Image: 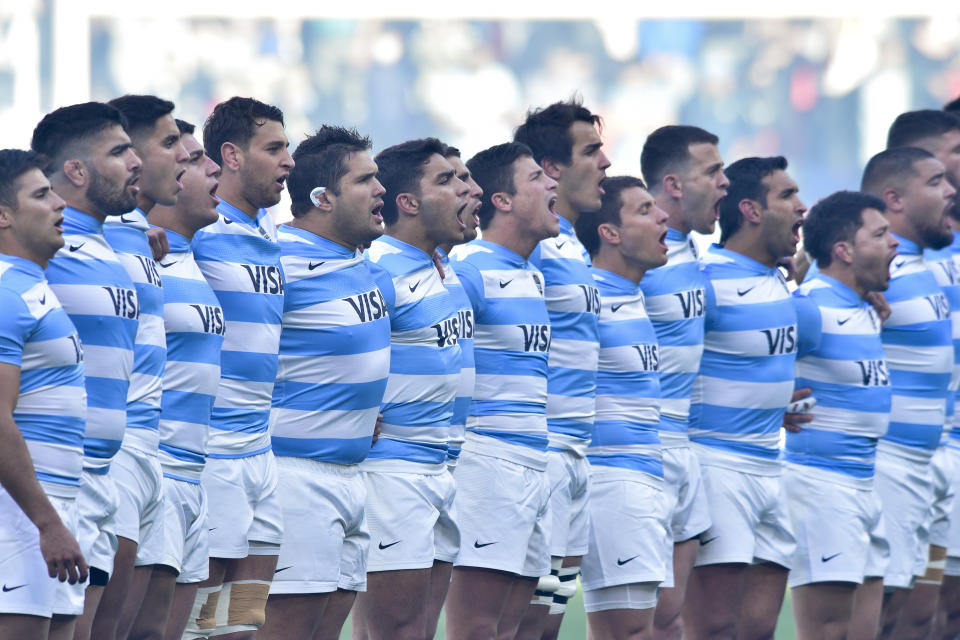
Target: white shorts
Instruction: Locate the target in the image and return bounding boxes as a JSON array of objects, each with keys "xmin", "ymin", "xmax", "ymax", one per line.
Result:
[
  {"xmin": 784, "ymin": 465, "xmax": 889, "ymax": 587},
  {"xmin": 875, "ymin": 448, "xmax": 934, "ymax": 588},
  {"xmin": 364, "ymin": 467, "xmax": 458, "ymax": 572},
  {"xmin": 201, "ymin": 451, "xmax": 284, "ymax": 558},
  {"xmin": 580, "ymin": 473, "xmax": 671, "ymax": 592},
  {"xmin": 663, "ymin": 445, "xmax": 711, "ymax": 543},
  {"xmin": 545, "ymin": 449, "xmax": 590, "ymax": 558},
  {"xmin": 270, "ymin": 458, "xmax": 369, "ymax": 593},
  {"xmin": 76, "ymin": 469, "xmax": 120, "ymax": 575},
  {"xmin": 453, "ymin": 452, "xmax": 551, "ymax": 578},
  {"xmin": 158, "ymin": 477, "xmax": 208, "ymax": 584},
  {"xmin": 694, "ymin": 465, "xmax": 795, "ymax": 569},
  {"xmin": 929, "ymin": 445, "xmax": 955, "ymax": 549},
  {"xmin": 0, "ymin": 488, "xmax": 80, "ymax": 617},
  {"xmin": 112, "ymin": 446, "xmax": 165, "ymax": 566}
]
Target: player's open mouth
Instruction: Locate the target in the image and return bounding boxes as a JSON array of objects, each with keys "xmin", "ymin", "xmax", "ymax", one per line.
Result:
[
  {"xmin": 55, "ymin": 215, "xmax": 64, "ymax": 233},
  {"xmin": 456, "ymin": 202, "xmax": 468, "ymax": 229},
  {"xmin": 659, "ymin": 229, "xmax": 669, "ymax": 252},
  {"xmin": 548, "ymin": 195, "xmax": 559, "ymax": 216},
  {"xmin": 714, "ymin": 199, "xmax": 722, "ymax": 220},
  {"xmin": 372, "ymin": 201, "xmax": 384, "ymax": 223},
  {"xmin": 127, "ymin": 174, "xmax": 140, "ymax": 195},
  {"xmin": 471, "ymin": 200, "xmax": 481, "ymax": 227},
  {"xmin": 598, "ymin": 177, "xmax": 606, "ymax": 196},
  {"xmin": 209, "ymin": 182, "xmax": 220, "ymax": 205},
  {"xmin": 792, "ymin": 220, "xmax": 802, "ymax": 244},
  {"xmin": 275, "ymin": 175, "xmax": 288, "ymax": 190},
  {"xmin": 176, "ymin": 169, "xmax": 186, "ymax": 192}
]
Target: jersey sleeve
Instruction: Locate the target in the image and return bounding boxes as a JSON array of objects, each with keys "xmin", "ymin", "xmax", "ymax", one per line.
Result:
[
  {"xmin": 451, "ymin": 261, "xmax": 486, "ymax": 317},
  {"xmin": 365, "ymin": 261, "xmax": 397, "ymax": 313},
  {"xmin": 0, "ymin": 290, "xmax": 30, "ymax": 367},
  {"xmin": 792, "ymin": 293, "xmax": 823, "ymax": 358}
]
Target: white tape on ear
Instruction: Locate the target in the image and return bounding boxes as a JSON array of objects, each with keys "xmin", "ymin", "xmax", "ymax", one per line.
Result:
[{"xmin": 310, "ymin": 186, "xmax": 327, "ymax": 207}]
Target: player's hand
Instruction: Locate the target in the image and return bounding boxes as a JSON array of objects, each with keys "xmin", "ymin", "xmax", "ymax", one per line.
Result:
[
  {"xmin": 38, "ymin": 520, "xmax": 88, "ymax": 584},
  {"xmin": 783, "ymin": 387, "xmax": 814, "ymax": 433},
  {"xmin": 146, "ymin": 226, "xmax": 170, "ymax": 261},
  {"xmin": 865, "ymin": 292, "xmax": 891, "ymax": 324},
  {"xmin": 433, "ymin": 250, "xmax": 446, "ymax": 280},
  {"xmin": 372, "ymin": 413, "xmax": 383, "ymax": 446}
]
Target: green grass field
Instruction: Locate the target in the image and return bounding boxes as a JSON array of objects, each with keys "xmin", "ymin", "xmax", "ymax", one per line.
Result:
[{"xmin": 338, "ymin": 587, "xmax": 799, "ymax": 638}]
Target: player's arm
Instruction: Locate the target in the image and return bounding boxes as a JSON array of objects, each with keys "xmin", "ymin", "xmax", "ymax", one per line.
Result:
[
  {"xmin": 0, "ymin": 362, "xmax": 88, "ymax": 584},
  {"xmin": 784, "ymin": 295, "xmax": 820, "ymax": 433},
  {"xmin": 146, "ymin": 225, "xmax": 169, "ymax": 261}
]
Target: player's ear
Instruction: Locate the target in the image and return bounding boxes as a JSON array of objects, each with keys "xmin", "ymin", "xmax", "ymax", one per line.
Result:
[
  {"xmin": 738, "ymin": 198, "xmax": 761, "ymax": 224},
  {"xmin": 598, "ymin": 222, "xmax": 619, "ymax": 246},
  {"xmin": 396, "ymin": 193, "xmax": 419, "ymax": 216},
  {"xmin": 541, "ymin": 157, "xmax": 563, "ymax": 181},
  {"xmin": 491, "ymin": 192, "xmax": 512, "ymax": 213},
  {"xmin": 0, "ymin": 203, "xmax": 13, "ymax": 229},
  {"xmin": 662, "ymin": 174, "xmax": 682, "ymax": 200},
  {"xmin": 220, "ymin": 142, "xmax": 243, "ymax": 172},
  {"xmin": 63, "ymin": 159, "xmax": 86, "ymax": 188},
  {"xmin": 833, "ymin": 240, "xmax": 854, "ymax": 265}
]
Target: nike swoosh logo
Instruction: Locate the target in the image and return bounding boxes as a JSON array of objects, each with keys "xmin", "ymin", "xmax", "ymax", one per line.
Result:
[
  {"xmin": 821, "ymin": 552, "xmax": 842, "ymax": 563},
  {"xmin": 308, "ymin": 261, "xmax": 325, "ymax": 270},
  {"xmin": 39, "ymin": 294, "xmax": 46, "ymax": 304},
  {"xmin": 120, "ymin": 214, "xmax": 134, "ymax": 223},
  {"xmin": 474, "ymin": 540, "xmax": 497, "ymax": 548},
  {"xmin": 617, "ymin": 555, "xmax": 641, "ymax": 566},
  {"xmin": 893, "ymin": 258, "xmax": 905, "ymax": 269},
  {"xmin": 378, "ymin": 540, "xmax": 401, "ymax": 550},
  {"xmin": 274, "ymin": 566, "xmax": 293, "ymax": 573},
  {"xmin": 2, "ymin": 584, "xmax": 26, "ymax": 592},
  {"xmin": 409, "ymin": 281, "xmax": 421, "ymax": 293},
  {"xmin": 699, "ymin": 536, "xmax": 718, "ymax": 546},
  {"xmin": 223, "ymin": 218, "xmax": 233, "ymax": 225},
  {"xmin": 158, "ymin": 260, "xmax": 175, "ymax": 268},
  {"xmin": 499, "ymin": 280, "xmax": 513, "ymax": 288},
  {"xmin": 837, "ymin": 316, "xmax": 853, "ymax": 326},
  {"xmin": 737, "ymin": 286, "xmax": 756, "ymax": 296},
  {"xmin": 69, "ymin": 243, "xmax": 84, "ymax": 252},
  {"xmin": 611, "ymin": 303, "xmax": 625, "ymax": 313},
  {"xmin": 208, "ymin": 527, "xmax": 218, "ymax": 532},
  {"xmin": 556, "ymin": 240, "xmax": 567, "ymax": 249}
]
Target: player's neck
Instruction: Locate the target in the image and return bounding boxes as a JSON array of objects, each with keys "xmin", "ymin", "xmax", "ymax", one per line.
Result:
[
  {"xmin": 216, "ymin": 174, "xmax": 259, "ymax": 220},
  {"xmin": 656, "ymin": 195, "xmax": 690, "ymax": 235},
  {"xmin": 592, "ymin": 248, "xmax": 645, "ymax": 284},
  {"xmin": 482, "ymin": 222, "xmax": 539, "ymax": 259},
  {"xmin": 820, "ymin": 264, "xmax": 866, "ymax": 299},
  {"xmin": 384, "ymin": 223, "xmax": 436, "ymax": 257},
  {"xmin": 723, "ymin": 231, "xmax": 777, "ymax": 268},
  {"xmin": 290, "ymin": 213, "xmax": 356, "ymax": 251},
  {"xmin": 147, "ymin": 206, "xmax": 196, "ymax": 243},
  {"xmin": 554, "ymin": 195, "xmax": 578, "ymax": 226}
]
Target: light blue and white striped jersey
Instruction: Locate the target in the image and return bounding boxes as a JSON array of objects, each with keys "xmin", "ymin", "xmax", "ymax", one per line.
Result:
[
  {"xmin": 46, "ymin": 207, "xmax": 138, "ymax": 474},
  {"xmin": 880, "ymin": 234, "xmax": 953, "ymax": 462},
  {"xmin": 271, "ymin": 225, "xmax": 390, "ymax": 465},
  {"xmin": 192, "ymin": 200, "xmax": 284, "ymax": 458},
  {"xmin": 104, "ymin": 209, "xmax": 165, "ymax": 455},
  {"xmin": 588, "ymin": 268, "xmax": 662, "ymax": 483},
  {"xmin": 156, "ymin": 230, "xmax": 225, "ymax": 483},
  {"xmin": 689, "ymin": 244, "xmax": 797, "ymax": 474},
  {"xmin": 364, "ymin": 236, "xmax": 460, "ymax": 471},
  {"xmin": 950, "ymin": 231, "xmax": 960, "ymax": 449},
  {"xmin": 787, "ymin": 274, "xmax": 890, "ymax": 487},
  {"xmin": 639, "ymin": 228, "xmax": 706, "ymax": 448},
  {"xmin": 438, "ymin": 247, "xmax": 475, "ymax": 466},
  {"xmin": 450, "ymin": 239, "xmax": 552, "ymax": 470},
  {"xmin": 926, "ymin": 234, "xmax": 960, "ymax": 448},
  {"xmin": 529, "ymin": 217, "xmax": 600, "ymax": 455},
  {"xmin": 0, "ymin": 255, "xmax": 85, "ymax": 498}
]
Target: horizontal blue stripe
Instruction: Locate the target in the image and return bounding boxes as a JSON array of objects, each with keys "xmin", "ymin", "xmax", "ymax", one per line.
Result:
[
  {"xmin": 691, "ymin": 404, "xmax": 785, "ymax": 437},
  {"xmin": 158, "ymin": 443, "xmax": 206, "ymax": 465},
  {"xmin": 36, "ymin": 471, "xmax": 81, "ymax": 487},
  {"xmin": 271, "ymin": 436, "xmax": 372, "ymax": 464},
  {"xmin": 212, "ymin": 290, "xmax": 283, "ymax": 325},
  {"xmin": 698, "ymin": 352, "xmax": 796, "ymax": 383},
  {"xmin": 586, "ymin": 454, "xmax": 663, "ymax": 477},
  {"xmin": 689, "ymin": 435, "xmax": 780, "ymax": 460},
  {"xmin": 473, "ymin": 349, "xmax": 548, "ymax": 377},
  {"xmin": 466, "ymin": 429, "xmax": 548, "ymax": 451},
  {"xmin": 85, "ymin": 376, "xmax": 129, "ymax": 410},
  {"xmin": 380, "ymin": 400, "xmax": 455, "ymax": 428},
  {"xmin": 84, "ymin": 437, "xmax": 122, "ymax": 460},
  {"xmin": 219, "ymin": 351, "xmax": 279, "ymax": 383},
  {"xmin": 590, "ymin": 420, "xmax": 660, "ymax": 447},
  {"xmin": 161, "ymin": 389, "xmax": 215, "ymax": 423},
  {"xmin": 209, "ymin": 408, "xmax": 270, "ymax": 433},
  {"xmin": 15, "ymin": 415, "xmax": 85, "ymax": 448},
  {"xmin": 274, "ymin": 379, "xmax": 388, "ymax": 411},
  {"xmin": 367, "ymin": 438, "xmax": 447, "ymax": 464},
  {"xmin": 794, "ymin": 378, "xmax": 892, "ymax": 413},
  {"xmin": 887, "ymin": 369, "xmax": 952, "ymax": 397},
  {"xmin": 471, "ymin": 399, "xmax": 546, "ymax": 416},
  {"xmin": 883, "ymin": 421, "xmax": 942, "ymax": 450}
]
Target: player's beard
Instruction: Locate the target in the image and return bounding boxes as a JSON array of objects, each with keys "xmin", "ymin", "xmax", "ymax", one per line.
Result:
[{"xmin": 88, "ymin": 166, "xmax": 138, "ymax": 216}]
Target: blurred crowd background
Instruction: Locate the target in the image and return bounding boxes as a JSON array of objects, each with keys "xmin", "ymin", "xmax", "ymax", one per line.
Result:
[{"xmin": 3, "ymin": 2, "xmax": 960, "ymax": 224}]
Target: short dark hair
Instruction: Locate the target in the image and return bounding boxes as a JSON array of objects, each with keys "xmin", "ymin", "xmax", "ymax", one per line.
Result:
[
  {"xmin": 442, "ymin": 145, "xmax": 461, "ymax": 158},
  {"xmin": 31, "ymin": 102, "xmax": 128, "ymax": 174},
  {"xmin": 887, "ymin": 110, "xmax": 960, "ymax": 149},
  {"xmin": 466, "ymin": 142, "xmax": 534, "ymax": 230},
  {"xmin": 0, "ymin": 149, "xmax": 48, "ymax": 209},
  {"xmin": 514, "ymin": 98, "xmax": 602, "ymax": 166},
  {"xmin": 640, "ymin": 125, "xmax": 720, "ymax": 193},
  {"xmin": 718, "ymin": 156, "xmax": 788, "ymax": 244},
  {"xmin": 108, "ymin": 95, "xmax": 175, "ymax": 139},
  {"xmin": 574, "ymin": 175, "xmax": 646, "ymax": 257},
  {"xmin": 803, "ymin": 191, "xmax": 887, "ymax": 269},
  {"xmin": 861, "ymin": 146, "xmax": 935, "ymax": 196},
  {"xmin": 202, "ymin": 97, "xmax": 285, "ymax": 166},
  {"xmin": 945, "ymin": 97, "xmax": 960, "ymax": 114},
  {"xmin": 288, "ymin": 126, "xmax": 373, "ymax": 218},
  {"xmin": 374, "ymin": 137, "xmax": 446, "ymax": 226},
  {"xmin": 175, "ymin": 119, "xmax": 195, "ymax": 135}
]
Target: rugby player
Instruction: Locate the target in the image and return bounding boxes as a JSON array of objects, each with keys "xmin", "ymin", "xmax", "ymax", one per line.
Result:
[
  {"xmin": 0, "ymin": 149, "xmax": 87, "ymax": 640},
  {"xmin": 786, "ymin": 191, "xmax": 898, "ymax": 640},
  {"xmin": 859, "ymin": 146, "xmax": 955, "ymax": 640},
  {"xmin": 573, "ymin": 175, "xmax": 670, "ymax": 640},
  {"xmin": 886, "ymin": 110, "xmax": 960, "ymax": 638},
  {"xmin": 260, "ymin": 126, "xmax": 390, "ymax": 640},
  {"xmin": 512, "ymin": 100, "xmax": 607, "ymax": 640},
  {"xmin": 683, "ymin": 156, "xmax": 805, "ymax": 640},
  {"xmin": 421, "ymin": 144, "xmax": 483, "ymax": 639},
  {"xmin": 126, "ymin": 119, "xmax": 225, "ymax": 640},
  {"xmin": 186, "ymin": 97, "xmax": 293, "ymax": 639},
  {"xmin": 31, "ymin": 102, "xmax": 143, "ymax": 640},
  {"xmin": 92, "ymin": 94, "xmax": 188, "ymax": 640},
  {"xmin": 445, "ymin": 141, "xmax": 559, "ymax": 640},
  {"xmin": 351, "ymin": 137, "xmax": 466, "ymax": 640},
  {"xmin": 638, "ymin": 125, "xmax": 727, "ymax": 640}
]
